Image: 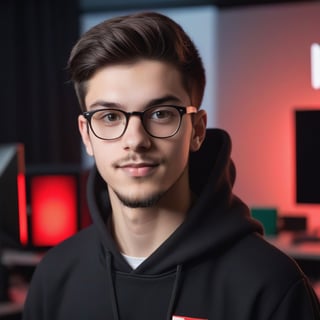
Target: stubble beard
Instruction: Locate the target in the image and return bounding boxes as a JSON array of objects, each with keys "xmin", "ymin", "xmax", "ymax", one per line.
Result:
[{"xmin": 113, "ymin": 189, "xmax": 166, "ymax": 208}]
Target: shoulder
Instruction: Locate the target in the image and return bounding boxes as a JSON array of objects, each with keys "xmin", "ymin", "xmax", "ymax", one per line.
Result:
[
  {"xmin": 24, "ymin": 226, "xmax": 105, "ymax": 317},
  {"xmin": 221, "ymin": 233, "xmax": 307, "ymax": 293},
  {"xmin": 230, "ymin": 233, "xmax": 302, "ymax": 275},
  {"xmin": 33, "ymin": 225, "xmax": 101, "ymax": 278},
  {"xmin": 226, "ymin": 234, "xmax": 320, "ymax": 317}
]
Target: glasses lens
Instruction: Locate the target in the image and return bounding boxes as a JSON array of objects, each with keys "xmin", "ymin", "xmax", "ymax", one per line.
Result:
[
  {"xmin": 143, "ymin": 106, "xmax": 181, "ymax": 138},
  {"xmin": 90, "ymin": 109, "xmax": 126, "ymax": 139}
]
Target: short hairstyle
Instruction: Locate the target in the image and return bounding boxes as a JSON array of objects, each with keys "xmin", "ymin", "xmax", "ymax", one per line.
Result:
[{"xmin": 68, "ymin": 11, "xmax": 206, "ymax": 111}]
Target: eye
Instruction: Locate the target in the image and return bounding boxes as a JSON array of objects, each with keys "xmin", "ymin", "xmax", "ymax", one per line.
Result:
[
  {"xmin": 93, "ymin": 109, "xmax": 124, "ymax": 125},
  {"xmin": 149, "ymin": 106, "xmax": 177, "ymax": 122}
]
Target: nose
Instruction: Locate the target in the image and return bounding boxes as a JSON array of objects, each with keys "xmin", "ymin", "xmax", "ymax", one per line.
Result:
[{"xmin": 122, "ymin": 115, "xmax": 151, "ymax": 150}]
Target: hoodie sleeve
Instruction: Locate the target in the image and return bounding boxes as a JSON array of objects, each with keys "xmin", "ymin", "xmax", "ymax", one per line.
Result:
[
  {"xmin": 22, "ymin": 265, "xmax": 46, "ymax": 320},
  {"xmin": 270, "ymin": 277, "xmax": 320, "ymax": 319}
]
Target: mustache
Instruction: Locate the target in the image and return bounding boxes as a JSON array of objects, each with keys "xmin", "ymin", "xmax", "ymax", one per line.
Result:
[{"xmin": 112, "ymin": 153, "xmax": 162, "ymax": 168}]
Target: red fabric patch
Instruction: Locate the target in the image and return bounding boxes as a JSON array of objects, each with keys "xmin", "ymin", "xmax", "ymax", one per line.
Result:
[{"xmin": 172, "ymin": 316, "xmax": 208, "ymax": 320}]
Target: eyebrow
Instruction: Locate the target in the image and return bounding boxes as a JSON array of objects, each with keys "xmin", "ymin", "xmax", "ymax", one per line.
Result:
[{"xmin": 87, "ymin": 94, "xmax": 183, "ymax": 111}]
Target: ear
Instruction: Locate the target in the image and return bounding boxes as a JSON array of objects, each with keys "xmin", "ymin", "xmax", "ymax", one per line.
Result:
[
  {"xmin": 190, "ymin": 109, "xmax": 207, "ymax": 152},
  {"xmin": 78, "ymin": 115, "xmax": 94, "ymax": 156}
]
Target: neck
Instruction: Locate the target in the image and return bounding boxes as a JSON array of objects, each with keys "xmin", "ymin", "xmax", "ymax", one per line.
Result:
[{"xmin": 108, "ymin": 183, "xmax": 194, "ymax": 258}]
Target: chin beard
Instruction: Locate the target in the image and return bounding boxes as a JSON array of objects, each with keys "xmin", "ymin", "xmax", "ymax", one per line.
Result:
[{"xmin": 114, "ymin": 190, "xmax": 165, "ymax": 208}]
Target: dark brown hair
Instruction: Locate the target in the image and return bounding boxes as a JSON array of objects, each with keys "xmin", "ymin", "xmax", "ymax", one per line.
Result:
[{"xmin": 68, "ymin": 12, "xmax": 205, "ymax": 111}]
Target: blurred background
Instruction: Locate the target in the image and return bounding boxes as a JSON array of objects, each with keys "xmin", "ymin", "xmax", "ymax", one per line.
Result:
[
  {"xmin": 1, "ymin": 0, "xmax": 320, "ymax": 226},
  {"xmin": 0, "ymin": 0, "xmax": 320, "ymax": 317}
]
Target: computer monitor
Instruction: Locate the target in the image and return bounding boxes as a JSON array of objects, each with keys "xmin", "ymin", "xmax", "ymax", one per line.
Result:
[
  {"xmin": 0, "ymin": 144, "xmax": 28, "ymax": 249},
  {"xmin": 295, "ymin": 110, "xmax": 320, "ymax": 204}
]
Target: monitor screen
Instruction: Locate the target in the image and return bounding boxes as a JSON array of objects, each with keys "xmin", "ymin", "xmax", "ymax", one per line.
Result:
[
  {"xmin": 295, "ymin": 110, "xmax": 320, "ymax": 203},
  {"xmin": 0, "ymin": 144, "xmax": 27, "ymax": 248}
]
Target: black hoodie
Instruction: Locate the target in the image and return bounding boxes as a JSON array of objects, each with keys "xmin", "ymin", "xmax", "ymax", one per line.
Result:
[{"xmin": 23, "ymin": 128, "xmax": 320, "ymax": 320}]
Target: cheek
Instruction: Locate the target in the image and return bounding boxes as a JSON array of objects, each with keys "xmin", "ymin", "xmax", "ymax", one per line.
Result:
[
  {"xmin": 78, "ymin": 117, "xmax": 94, "ymax": 157},
  {"xmin": 166, "ymin": 122, "xmax": 194, "ymax": 172},
  {"xmin": 89, "ymin": 141, "xmax": 115, "ymax": 175},
  {"xmin": 167, "ymin": 137, "xmax": 191, "ymax": 173}
]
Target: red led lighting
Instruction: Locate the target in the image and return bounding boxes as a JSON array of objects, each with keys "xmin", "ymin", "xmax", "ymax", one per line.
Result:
[
  {"xmin": 17, "ymin": 173, "xmax": 28, "ymax": 245},
  {"xmin": 31, "ymin": 175, "xmax": 78, "ymax": 246}
]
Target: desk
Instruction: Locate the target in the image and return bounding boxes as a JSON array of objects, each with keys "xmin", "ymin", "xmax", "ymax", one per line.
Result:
[
  {"xmin": 1, "ymin": 250, "xmax": 43, "ymax": 267},
  {"xmin": 0, "ymin": 250, "xmax": 43, "ymax": 319},
  {"xmin": 0, "ymin": 302, "xmax": 23, "ymax": 318},
  {"xmin": 266, "ymin": 233, "xmax": 320, "ymax": 261}
]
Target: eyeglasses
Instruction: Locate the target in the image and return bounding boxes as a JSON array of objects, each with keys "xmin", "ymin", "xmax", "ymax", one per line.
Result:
[{"xmin": 83, "ymin": 105, "xmax": 197, "ymax": 140}]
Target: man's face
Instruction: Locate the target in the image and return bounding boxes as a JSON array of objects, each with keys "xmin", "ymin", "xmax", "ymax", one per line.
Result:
[{"xmin": 78, "ymin": 60, "xmax": 204, "ymax": 208}]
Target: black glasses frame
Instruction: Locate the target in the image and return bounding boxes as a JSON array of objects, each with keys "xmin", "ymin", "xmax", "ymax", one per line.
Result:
[{"xmin": 83, "ymin": 105, "xmax": 197, "ymax": 140}]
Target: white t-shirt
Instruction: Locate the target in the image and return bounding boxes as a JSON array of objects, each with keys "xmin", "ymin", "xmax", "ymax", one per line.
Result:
[{"xmin": 122, "ymin": 254, "xmax": 146, "ymax": 269}]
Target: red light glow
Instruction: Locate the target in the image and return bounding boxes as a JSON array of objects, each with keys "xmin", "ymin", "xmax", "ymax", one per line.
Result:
[
  {"xmin": 31, "ymin": 175, "xmax": 78, "ymax": 246},
  {"xmin": 17, "ymin": 173, "xmax": 28, "ymax": 245}
]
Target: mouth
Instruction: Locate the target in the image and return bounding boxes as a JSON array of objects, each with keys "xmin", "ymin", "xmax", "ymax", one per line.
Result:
[{"xmin": 118, "ymin": 162, "xmax": 159, "ymax": 177}]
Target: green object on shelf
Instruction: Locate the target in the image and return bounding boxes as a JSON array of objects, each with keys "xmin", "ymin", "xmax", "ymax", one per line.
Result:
[{"xmin": 251, "ymin": 207, "xmax": 278, "ymax": 235}]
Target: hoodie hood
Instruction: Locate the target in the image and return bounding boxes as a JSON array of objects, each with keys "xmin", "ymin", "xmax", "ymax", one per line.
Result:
[{"xmin": 86, "ymin": 128, "xmax": 263, "ymax": 274}]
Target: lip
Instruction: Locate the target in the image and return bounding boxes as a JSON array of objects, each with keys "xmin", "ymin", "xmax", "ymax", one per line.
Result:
[{"xmin": 119, "ymin": 162, "xmax": 158, "ymax": 177}]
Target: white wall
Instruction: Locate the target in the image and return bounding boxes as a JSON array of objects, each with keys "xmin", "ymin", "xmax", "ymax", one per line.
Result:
[
  {"xmin": 81, "ymin": 3, "xmax": 320, "ymax": 230},
  {"xmin": 81, "ymin": 6, "xmax": 218, "ymax": 127},
  {"xmin": 217, "ymin": 2, "xmax": 320, "ymax": 229}
]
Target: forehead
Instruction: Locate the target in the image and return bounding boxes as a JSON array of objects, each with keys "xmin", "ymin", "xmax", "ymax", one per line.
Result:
[{"xmin": 84, "ymin": 60, "xmax": 190, "ymax": 110}]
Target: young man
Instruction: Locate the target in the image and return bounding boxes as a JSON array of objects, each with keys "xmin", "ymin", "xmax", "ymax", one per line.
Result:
[{"xmin": 23, "ymin": 12, "xmax": 320, "ymax": 320}]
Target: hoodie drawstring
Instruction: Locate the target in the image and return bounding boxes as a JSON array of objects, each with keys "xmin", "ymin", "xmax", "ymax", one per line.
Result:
[
  {"xmin": 106, "ymin": 252, "xmax": 120, "ymax": 320},
  {"xmin": 166, "ymin": 264, "xmax": 182, "ymax": 320}
]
